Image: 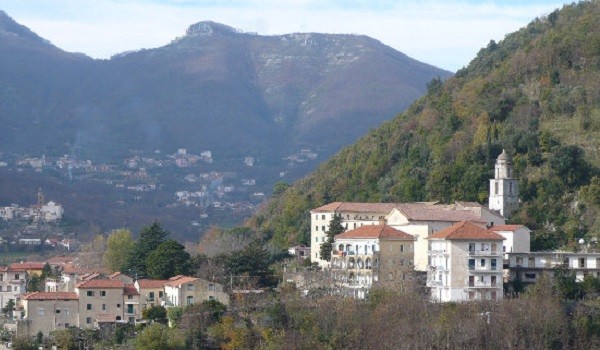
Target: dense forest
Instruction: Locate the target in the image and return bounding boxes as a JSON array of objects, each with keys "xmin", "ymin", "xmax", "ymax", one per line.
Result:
[{"xmin": 250, "ymin": 0, "xmax": 600, "ymax": 252}]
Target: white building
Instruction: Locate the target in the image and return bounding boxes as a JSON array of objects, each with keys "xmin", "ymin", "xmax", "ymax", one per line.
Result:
[
  {"xmin": 507, "ymin": 251, "xmax": 600, "ymax": 284},
  {"xmin": 310, "ymin": 202, "xmax": 503, "ymax": 270},
  {"xmin": 488, "ymin": 225, "xmax": 531, "ymax": 260},
  {"xmin": 489, "ymin": 150, "xmax": 519, "ymax": 219},
  {"xmin": 427, "ymin": 221, "xmax": 504, "ymax": 302},
  {"xmin": 0, "ymin": 267, "xmax": 27, "ymax": 309},
  {"xmin": 41, "ymin": 201, "xmax": 64, "ymax": 221}
]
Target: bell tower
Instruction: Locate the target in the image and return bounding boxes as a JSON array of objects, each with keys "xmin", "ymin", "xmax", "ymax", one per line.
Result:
[
  {"xmin": 37, "ymin": 187, "xmax": 45, "ymax": 206},
  {"xmin": 489, "ymin": 150, "xmax": 519, "ymax": 219}
]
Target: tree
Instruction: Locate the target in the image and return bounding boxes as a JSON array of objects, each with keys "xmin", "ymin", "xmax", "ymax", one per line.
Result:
[
  {"xmin": 126, "ymin": 221, "xmax": 169, "ymax": 277},
  {"xmin": 77, "ymin": 234, "xmax": 107, "ymax": 269},
  {"xmin": 103, "ymin": 229, "xmax": 135, "ymax": 273},
  {"xmin": 41, "ymin": 263, "xmax": 52, "ymax": 278},
  {"xmin": 2, "ymin": 299, "xmax": 15, "ymax": 317},
  {"xmin": 146, "ymin": 239, "xmax": 191, "ymax": 280},
  {"xmin": 320, "ymin": 214, "xmax": 346, "ymax": 261},
  {"xmin": 135, "ymin": 323, "xmax": 184, "ymax": 350},
  {"xmin": 143, "ymin": 305, "xmax": 168, "ymax": 323}
]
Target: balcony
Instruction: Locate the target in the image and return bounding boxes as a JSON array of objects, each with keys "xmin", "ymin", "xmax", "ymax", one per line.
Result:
[
  {"xmin": 466, "ymin": 282, "xmax": 500, "ymax": 289},
  {"xmin": 427, "ymin": 280, "xmax": 443, "ymax": 287},
  {"xmin": 469, "ymin": 250, "xmax": 499, "ymax": 256}
]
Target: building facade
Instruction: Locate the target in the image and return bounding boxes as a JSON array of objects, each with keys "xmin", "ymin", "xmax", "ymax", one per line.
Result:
[
  {"xmin": 18, "ymin": 292, "xmax": 79, "ymax": 335},
  {"xmin": 0, "ymin": 267, "xmax": 27, "ymax": 308},
  {"xmin": 507, "ymin": 251, "xmax": 600, "ymax": 285},
  {"xmin": 330, "ymin": 225, "xmax": 415, "ymax": 298},
  {"xmin": 427, "ymin": 221, "xmax": 504, "ymax": 302}
]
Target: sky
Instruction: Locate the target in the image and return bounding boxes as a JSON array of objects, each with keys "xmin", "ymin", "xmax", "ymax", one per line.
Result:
[{"xmin": 1, "ymin": 0, "xmax": 570, "ymax": 72}]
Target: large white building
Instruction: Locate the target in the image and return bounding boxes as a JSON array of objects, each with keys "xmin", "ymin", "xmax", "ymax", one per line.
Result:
[
  {"xmin": 0, "ymin": 267, "xmax": 27, "ymax": 309},
  {"xmin": 427, "ymin": 221, "xmax": 504, "ymax": 302},
  {"xmin": 310, "ymin": 202, "xmax": 504, "ymax": 270},
  {"xmin": 507, "ymin": 251, "xmax": 600, "ymax": 285},
  {"xmin": 488, "ymin": 224, "xmax": 531, "ymax": 260}
]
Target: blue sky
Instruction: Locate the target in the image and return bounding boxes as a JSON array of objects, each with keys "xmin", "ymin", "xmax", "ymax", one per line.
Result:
[{"xmin": 1, "ymin": 0, "xmax": 569, "ymax": 71}]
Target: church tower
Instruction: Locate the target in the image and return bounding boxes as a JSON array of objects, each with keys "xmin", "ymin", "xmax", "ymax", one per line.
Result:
[{"xmin": 489, "ymin": 150, "xmax": 518, "ymax": 219}]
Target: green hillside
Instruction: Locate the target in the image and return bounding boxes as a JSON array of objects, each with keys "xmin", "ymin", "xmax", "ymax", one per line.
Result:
[{"xmin": 251, "ymin": 0, "xmax": 600, "ymax": 252}]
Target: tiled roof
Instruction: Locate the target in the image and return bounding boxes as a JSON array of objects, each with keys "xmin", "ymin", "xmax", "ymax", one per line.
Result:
[
  {"xmin": 311, "ymin": 202, "xmax": 486, "ymax": 223},
  {"xmin": 164, "ymin": 276, "xmax": 198, "ymax": 287},
  {"xmin": 429, "ymin": 221, "xmax": 505, "ymax": 241},
  {"xmin": 124, "ymin": 284, "xmax": 139, "ymax": 295},
  {"xmin": 76, "ymin": 279, "xmax": 125, "ymax": 289},
  {"xmin": 22, "ymin": 292, "xmax": 78, "ymax": 300},
  {"xmin": 137, "ymin": 279, "xmax": 169, "ymax": 289},
  {"xmin": 335, "ymin": 225, "xmax": 415, "ymax": 240},
  {"xmin": 489, "ymin": 225, "xmax": 526, "ymax": 232},
  {"xmin": 9, "ymin": 262, "xmax": 45, "ymax": 270},
  {"xmin": 109, "ymin": 272, "xmax": 123, "ymax": 278}
]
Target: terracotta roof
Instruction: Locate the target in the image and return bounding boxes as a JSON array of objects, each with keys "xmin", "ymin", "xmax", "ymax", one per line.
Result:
[
  {"xmin": 429, "ymin": 221, "xmax": 505, "ymax": 241},
  {"xmin": 335, "ymin": 225, "xmax": 415, "ymax": 240},
  {"xmin": 109, "ymin": 272, "xmax": 123, "ymax": 278},
  {"xmin": 311, "ymin": 202, "xmax": 486, "ymax": 223},
  {"xmin": 22, "ymin": 292, "xmax": 78, "ymax": 300},
  {"xmin": 489, "ymin": 225, "xmax": 526, "ymax": 232},
  {"xmin": 124, "ymin": 284, "xmax": 139, "ymax": 295},
  {"xmin": 137, "ymin": 279, "xmax": 168, "ymax": 289},
  {"xmin": 9, "ymin": 262, "xmax": 45, "ymax": 270},
  {"xmin": 169, "ymin": 275, "xmax": 186, "ymax": 281},
  {"xmin": 76, "ymin": 279, "xmax": 125, "ymax": 289},
  {"xmin": 164, "ymin": 276, "xmax": 198, "ymax": 287}
]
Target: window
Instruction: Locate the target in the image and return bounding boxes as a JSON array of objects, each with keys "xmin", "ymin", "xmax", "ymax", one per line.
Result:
[
  {"xmin": 468, "ymin": 259, "xmax": 475, "ymax": 270},
  {"xmin": 0, "ymin": 274, "xmax": 3, "ymax": 281},
  {"xmin": 86, "ymin": 304, "xmax": 92, "ymax": 310},
  {"xmin": 102, "ymin": 304, "xmax": 106, "ymax": 311},
  {"xmin": 322, "ymin": 226, "xmax": 325, "ymax": 231},
  {"xmin": 86, "ymin": 317, "xmax": 92, "ymax": 324},
  {"xmin": 65, "ymin": 309, "xmax": 70, "ymax": 316},
  {"xmin": 187, "ymin": 284, "xmax": 194, "ymax": 291},
  {"xmin": 159, "ymin": 291, "xmax": 164, "ymax": 298},
  {"xmin": 315, "ymin": 236, "xmax": 318, "ymax": 241},
  {"xmin": 100, "ymin": 291, "xmax": 106, "ymax": 297},
  {"xmin": 128, "ymin": 295, "xmax": 133, "ymax": 300},
  {"xmin": 149, "ymin": 292, "xmax": 155, "ymax": 301},
  {"xmin": 56, "ymin": 309, "xmax": 61, "ymax": 314},
  {"xmin": 469, "ymin": 243, "xmax": 475, "ymax": 253},
  {"xmin": 528, "ymin": 257, "xmax": 535, "ymax": 268},
  {"xmin": 579, "ymin": 258, "xmax": 586, "ymax": 268},
  {"xmin": 14, "ymin": 274, "xmax": 19, "ymax": 280},
  {"xmin": 494, "ymin": 182, "xmax": 498, "ymax": 195},
  {"xmin": 563, "ymin": 257, "xmax": 570, "ymax": 266},
  {"xmin": 491, "ymin": 259, "xmax": 497, "ymax": 270},
  {"xmin": 6, "ymin": 286, "xmax": 11, "ymax": 292},
  {"xmin": 516, "ymin": 257, "xmax": 523, "ymax": 265},
  {"xmin": 65, "ymin": 323, "xmax": 70, "ymax": 327},
  {"xmin": 37, "ymin": 308, "xmax": 44, "ymax": 316},
  {"xmin": 525, "ymin": 273, "xmax": 536, "ymax": 280},
  {"xmin": 315, "ymin": 226, "xmax": 318, "ymax": 232},
  {"xmin": 480, "ymin": 259, "xmax": 486, "ymax": 267},
  {"xmin": 187, "ymin": 296, "xmax": 194, "ymax": 306},
  {"xmin": 117, "ymin": 303, "xmax": 121, "ymax": 308},
  {"xmin": 208, "ymin": 284, "xmax": 215, "ymax": 291},
  {"xmin": 400, "ymin": 244, "xmax": 405, "ymax": 252},
  {"xmin": 491, "ymin": 276, "xmax": 497, "ymax": 286},
  {"xmin": 127, "ymin": 304, "xmax": 134, "ymax": 314},
  {"xmin": 209, "ymin": 296, "xmax": 214, "ymax": 300},
  {"xmin": 321, "ymin": 215, "xmax": 325, "ymax": 220},
  {"xmin": 87, "ymin": 291, "xmax": 94, "ymax": 297}
]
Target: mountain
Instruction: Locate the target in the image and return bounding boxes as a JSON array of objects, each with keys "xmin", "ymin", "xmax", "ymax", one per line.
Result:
[
  {"xmin": 250, "ymin": 1, "xmax": 600, "ymax": 251},
  {"xmin": 0, "ymin": 15, "xmax": 450, "ymax": 163}
]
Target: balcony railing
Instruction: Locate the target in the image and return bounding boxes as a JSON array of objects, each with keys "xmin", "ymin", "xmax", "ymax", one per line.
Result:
[
  {"xmin": 466, "ymin": 282, "xmax": 499, "ymax": 288},
  {"xmin": 469, "ymin": 250, "xmax": 499, "ymax": 256}
]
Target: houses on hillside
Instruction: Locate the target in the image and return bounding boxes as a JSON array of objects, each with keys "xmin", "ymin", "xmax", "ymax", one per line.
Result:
[{"xmin": 3, "ymin": 264, "xmax": 230, "ymax": 336}]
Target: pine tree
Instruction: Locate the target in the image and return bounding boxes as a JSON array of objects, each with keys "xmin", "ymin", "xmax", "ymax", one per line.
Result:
[{"xmin": 319, "ymin": 214, "xmax": 345, "ymax": 261}]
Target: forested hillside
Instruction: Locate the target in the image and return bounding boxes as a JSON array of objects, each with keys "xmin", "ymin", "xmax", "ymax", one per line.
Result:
[{"xmin": 251, "ymin": 0, "xmax": 600, "ymax": 251}]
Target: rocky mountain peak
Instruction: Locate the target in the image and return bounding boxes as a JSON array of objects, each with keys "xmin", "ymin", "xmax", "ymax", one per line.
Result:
[{"xmin": 186, "ymin": 21, "xmax": 238, "ymax": 37}]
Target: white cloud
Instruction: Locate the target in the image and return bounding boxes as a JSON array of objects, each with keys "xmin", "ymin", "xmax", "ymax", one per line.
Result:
[{"xmin": 3, "ymin": 0, "xmax": 567, "ymax": 70}]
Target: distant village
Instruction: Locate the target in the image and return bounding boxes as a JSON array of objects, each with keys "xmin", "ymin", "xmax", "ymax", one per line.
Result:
[{"xmin": 0, "ymin": 147, "xmax": 320, "ymax": 230}]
